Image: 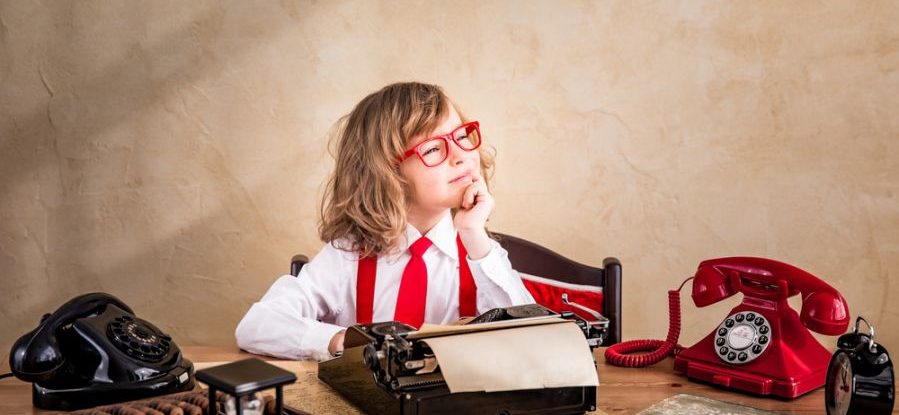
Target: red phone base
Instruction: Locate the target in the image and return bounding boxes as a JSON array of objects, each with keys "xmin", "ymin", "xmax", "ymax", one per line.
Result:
[
  {"xmin": 674, "ymin": 353, "xmax": 828, "ymax": 398},
  {"xmin": 673, "ymin": 302, "xmax": 834, "ymax": 399}
]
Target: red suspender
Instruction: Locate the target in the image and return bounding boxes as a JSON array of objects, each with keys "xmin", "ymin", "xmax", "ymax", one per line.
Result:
[
  {"xmin": 456, "ymin": 234, "xmax": 478, "ymax": 317},
  {"xmin": 355, "ymin": 234, "xmax": 478, "ymax": 324},
  {"xmin": 355, "ymin": 256, "xmax": 378, "ymax": 324}
]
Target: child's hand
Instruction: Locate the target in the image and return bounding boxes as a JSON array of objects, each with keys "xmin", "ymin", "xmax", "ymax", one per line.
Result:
[
  {"xmin": 454, "ymin": 175, "xmax": 494, "ymax": 260},
  {"xmin": 328, "ymin": 330, "xmax": 345, "ymax": 356},
  {"xmin": 453, "ymin": 175, "xmax": 494, "ymax": 232}
]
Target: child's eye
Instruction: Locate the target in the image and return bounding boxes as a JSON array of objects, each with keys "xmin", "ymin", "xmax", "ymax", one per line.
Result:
[
  {"xmin": 421, "ymin": 146, "xmax": 440, "ymax": 156},
  {"xmin": 455, "ymin": 134, "xmax": 470, "ymax": 142}
]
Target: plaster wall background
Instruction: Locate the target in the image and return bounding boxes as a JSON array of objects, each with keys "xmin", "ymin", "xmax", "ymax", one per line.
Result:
[{"xmin": 1, "ymin": 1, "xmax": 897, "ymax": 354}]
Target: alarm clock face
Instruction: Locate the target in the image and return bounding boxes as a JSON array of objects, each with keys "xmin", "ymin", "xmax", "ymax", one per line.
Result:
[{"xmin": 826, "ymin": 352, "xmax": 853, "ymax": 415}]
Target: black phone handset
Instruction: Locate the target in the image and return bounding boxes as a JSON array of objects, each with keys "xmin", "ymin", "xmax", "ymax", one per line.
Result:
[
  {"xmin": 8, "ymin": 292, "xmax": 196, "ymax": 411},
  {"xmin": 10, "ymin": 293, "xmax": 133, "ymax": 382}
]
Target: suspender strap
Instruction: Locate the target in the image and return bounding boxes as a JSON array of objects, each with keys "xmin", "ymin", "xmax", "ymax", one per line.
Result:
[
  {"xmin": 355, "ymin": 234, "xmax": 480, "ymax": 324},
  {"xmin": 356, "ymin": 255, "xmax": 378, "ymax": 324},
  {"xmin": 456, "ymin": 234, "xmax": 478, "ymax": 318}
]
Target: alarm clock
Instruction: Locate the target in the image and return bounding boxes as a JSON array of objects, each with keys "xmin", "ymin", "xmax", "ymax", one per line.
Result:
[{"xmin": 825, "ymin": 317, "xmax": 894, "ymax": 415}]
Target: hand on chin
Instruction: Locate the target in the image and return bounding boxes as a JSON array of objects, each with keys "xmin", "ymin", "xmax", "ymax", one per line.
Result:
[{"xmin": 452, "ymin": 176, "xmax": 494, "ymax": 232}]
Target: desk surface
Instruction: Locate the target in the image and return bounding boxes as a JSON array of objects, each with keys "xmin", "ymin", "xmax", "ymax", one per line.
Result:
[{"xmin": 1, "ymin": 346, "xmax": 892, "ymax": 415}]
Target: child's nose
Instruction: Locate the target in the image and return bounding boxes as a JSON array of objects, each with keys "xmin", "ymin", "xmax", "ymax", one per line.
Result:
[
  {"xmin": 448, "ymin": 146, "xmax": 465, "ymax": 165},
  {"xmin": 448, "ymin": 143, "xmax": 470, "ymax": 166}
]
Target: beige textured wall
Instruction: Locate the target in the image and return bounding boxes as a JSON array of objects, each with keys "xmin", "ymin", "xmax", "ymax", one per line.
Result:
[{"xmin": 2, "ymin": 1, "xmax": 898, "ymax": 355}]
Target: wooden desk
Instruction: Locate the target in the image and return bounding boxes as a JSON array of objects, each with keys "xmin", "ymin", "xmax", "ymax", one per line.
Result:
[{"xmin": 2, "ymin": 346, "xmax": 893, "ymax": 414}]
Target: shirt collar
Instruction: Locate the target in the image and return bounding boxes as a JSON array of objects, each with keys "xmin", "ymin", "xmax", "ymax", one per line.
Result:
[{"xmin": 399, "ymin": 210, "xmax": 458, "ymax": 260}]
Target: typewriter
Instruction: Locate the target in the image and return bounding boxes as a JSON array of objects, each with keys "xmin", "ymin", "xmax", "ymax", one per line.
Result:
[{"xmin": 318, "ymin": 303, "xmax": 608, "ymax": 415}]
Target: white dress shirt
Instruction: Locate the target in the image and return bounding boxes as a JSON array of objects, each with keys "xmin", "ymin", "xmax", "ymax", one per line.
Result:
[{"xmin": 235, "ymin": 212, "xmax": 536, "ymax": 360}]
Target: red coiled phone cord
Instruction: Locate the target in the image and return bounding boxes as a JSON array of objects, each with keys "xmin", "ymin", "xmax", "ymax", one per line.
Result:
[{"xmin": 604, "ymin": 277, "xmax": 692, "ymax": 368}]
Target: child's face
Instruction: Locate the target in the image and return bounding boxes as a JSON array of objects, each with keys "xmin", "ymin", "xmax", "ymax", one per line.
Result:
[{"xmin": 400, "ymin": 104, "xmax": 481, "ymax": 215}]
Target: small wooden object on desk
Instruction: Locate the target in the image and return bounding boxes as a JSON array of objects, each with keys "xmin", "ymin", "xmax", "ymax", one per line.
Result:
[{"xmin": 196, "ymin": 358, "xmax": 297, "ymax": 415}]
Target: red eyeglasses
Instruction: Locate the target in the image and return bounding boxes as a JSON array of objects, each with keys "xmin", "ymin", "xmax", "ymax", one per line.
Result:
[{"xmin": 399, "ymin": 121, "xmax": 482, "ymax": 167}]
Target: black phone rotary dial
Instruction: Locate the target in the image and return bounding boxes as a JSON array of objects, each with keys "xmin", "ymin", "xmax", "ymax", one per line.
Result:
[{"xmin": 107, "ymin": 315, "xmax": 172, "ymax": 362}]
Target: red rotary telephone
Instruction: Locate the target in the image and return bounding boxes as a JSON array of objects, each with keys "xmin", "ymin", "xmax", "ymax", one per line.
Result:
[{"xmin": 606, "ymin": 257, "xmax": 850, "ymax": 398}]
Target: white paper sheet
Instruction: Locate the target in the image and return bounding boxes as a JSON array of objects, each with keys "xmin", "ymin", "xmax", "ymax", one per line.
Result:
[{"xmin": 421, "ymin": 321, "xmax": 599, "ymax": 393}]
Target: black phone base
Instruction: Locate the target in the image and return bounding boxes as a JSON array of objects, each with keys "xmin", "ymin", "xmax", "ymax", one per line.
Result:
[
  {"xmin": 10, "ymin": 293, "xmax": 199, "ymax": 411},
  {"xmin": 32, "ymin": 359, "xmax": 196, "ymax": 411}
]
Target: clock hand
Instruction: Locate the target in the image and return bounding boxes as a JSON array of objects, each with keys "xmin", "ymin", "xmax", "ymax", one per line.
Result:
[{"xmin": 840, "ymin": 370, "xmax": 850, "ymax": 391}]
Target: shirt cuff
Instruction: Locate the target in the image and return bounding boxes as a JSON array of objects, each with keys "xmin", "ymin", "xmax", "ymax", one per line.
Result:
[{"xmin": 299, "ymin": 321, "xmax": 346, "ymax": 361}]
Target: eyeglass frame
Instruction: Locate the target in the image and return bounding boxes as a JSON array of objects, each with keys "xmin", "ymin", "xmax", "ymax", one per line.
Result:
[{"xmin": 398, "ymin": 121, "xmax": 482, "ymax": 167}]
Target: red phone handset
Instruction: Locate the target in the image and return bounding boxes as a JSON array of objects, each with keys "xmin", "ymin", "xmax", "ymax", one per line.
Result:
[
  {"xmin": 692, "ymin": 258, "xmax": 849, "ymax": 334},
  {"xmin": 606, "ymin": 257, "xmax": 850, "ymax": 399}
]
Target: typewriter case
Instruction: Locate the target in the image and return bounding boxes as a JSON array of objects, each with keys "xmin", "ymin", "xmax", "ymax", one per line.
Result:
[{"xmin": 318, "ymin": 309, "xmax": 601, "ymax": 415}]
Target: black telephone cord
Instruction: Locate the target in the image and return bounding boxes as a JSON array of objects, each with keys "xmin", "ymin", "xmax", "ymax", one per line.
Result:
[{"xmin": 0, "ymin": 372, "xmax": 13, "ymax": 380}]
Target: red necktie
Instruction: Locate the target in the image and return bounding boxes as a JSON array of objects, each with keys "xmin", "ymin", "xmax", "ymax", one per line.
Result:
[{"xmin": 393, "ymin": 237, "xmax": 433, "ymax": 328}]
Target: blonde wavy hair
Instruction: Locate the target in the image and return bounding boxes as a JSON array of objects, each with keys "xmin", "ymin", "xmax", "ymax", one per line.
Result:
[{"xmin": 319, "ymin": 82, "xmax": 495, "ymax": 257}]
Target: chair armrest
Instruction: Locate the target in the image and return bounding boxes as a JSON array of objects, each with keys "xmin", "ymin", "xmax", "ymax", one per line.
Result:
[
  {"xmin": 290, "ymin": 254, "xmax": 309, "ymax": 277},
  {"xmin": 602, "ymin": 257, "xmax": 622, "ymax": 345}
]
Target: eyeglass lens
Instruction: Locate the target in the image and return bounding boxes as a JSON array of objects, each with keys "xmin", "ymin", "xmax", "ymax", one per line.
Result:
[{"xmin": 418, "ymin": 124, "xmax": 481, "ymax": 167}]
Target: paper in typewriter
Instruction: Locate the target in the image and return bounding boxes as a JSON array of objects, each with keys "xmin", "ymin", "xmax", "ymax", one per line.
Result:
[
  {"xmin": 420, "ymin": 320, "xmax": 599, "ymax": 393},
  {"xmin": 410, "ymin": 314, "xmax": 562, "ymax": 339}
]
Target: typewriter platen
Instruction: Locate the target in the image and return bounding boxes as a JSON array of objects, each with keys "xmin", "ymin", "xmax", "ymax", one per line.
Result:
[{"xmin": 318, "ymin": 303, "xmax": 608, "ymax": 415}]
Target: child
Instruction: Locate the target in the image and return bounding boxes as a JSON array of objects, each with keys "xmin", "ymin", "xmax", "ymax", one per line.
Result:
[{"xmin": 235, "ymin": 82, "xmax": 535, "ymax": 360}]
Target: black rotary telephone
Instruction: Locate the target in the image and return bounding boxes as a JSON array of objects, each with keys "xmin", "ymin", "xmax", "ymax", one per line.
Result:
[{"xmin": 9, "ymin": 292, "xmax": 196, "ymax": 411}]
